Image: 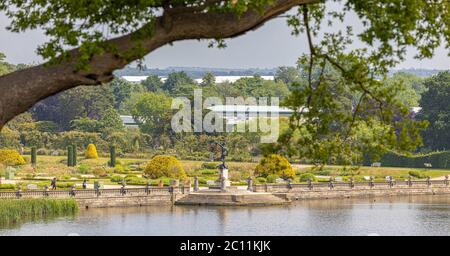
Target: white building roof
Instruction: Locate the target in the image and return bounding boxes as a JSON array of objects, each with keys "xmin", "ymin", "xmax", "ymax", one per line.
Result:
[
  {"xmin": 120, "ymin": 115, "xmax": 138, "ymax": 126},
  {"xmin": 207, "ymin": 105, "xmax": 294, "ymax": 115},
  {"xmin": 121, "ymin": 75, "xmax": 274, "ymax": 84}
]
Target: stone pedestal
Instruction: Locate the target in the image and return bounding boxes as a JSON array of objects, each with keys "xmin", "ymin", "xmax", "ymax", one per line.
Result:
[
  {"xmin": 194, "ymin": 176, "xmax": 199, "ymax": 192},
  {"xmin": 219, "ymin": 168, "xmax": 231, "ymax": 190}
]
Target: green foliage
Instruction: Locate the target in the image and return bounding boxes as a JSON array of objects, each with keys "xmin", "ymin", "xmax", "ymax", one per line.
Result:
[
  {"xmin": 54, "ymin": 131, "xmax": 105, "ymax": 151},
  {"xmin": 0, "ymin": 127, "xmax": 20, "ymax": 148},
  {"xmin": 200, "ymin": 169, "xmax": 217, "ymax": 175},
  {"xmin": 31, "ymin": 147, "xmax": 37, "ymax": 165},
  {"xmin": 93, "ymin": 167, "xmax": 107, "ymax": 177},
  {"xmin": 266, "ymin": 174, "xmax": 280, "ymax": 183},
  {"xmin": 72, "ymin": 145, "xmax": 77, "ymax": 166},
  {"xmin": 109, "ymin": 146, "xmax": 116, "ymax": 167},
  {"xmin": 233, "ymin": 76, "xmax": 290, "ymax": 99},
  {"xmin": 71, "ymin": 117, "xmax": 103, "ymax": 133},
  {"xmin": 131, "ymin": 92, "xmax": 172, "ymax": 137},
  {"xmin": 78, "ymin": 163, "xmax": 90, "ymax": 174},
  {"xmin": 379, "ymin": 151, "xmax": 450, "ymax": 169},
  {"xmin": 201, "ymin": 72, "xmax": 216, "ymax": 87},
  {"xmin": 0, "ymin": 52, "xmax": 15, "ymax": 76},
  {"xmin": 274, "ymin": 66, "xmax": 301, "ymax": 86},
  {"xmin": 417, "ymin": 71, "xmax": 450, "ymax": 150},
  {"xmin": 254, "ymin": 154, "xmax": 295, "ymax": 179},
  {"xmin": 271, "ymin": 0, "xmax": 448, "ymax": 167},
  {"xmin": 35, "ymin": 121, "xmax": 59, "ymax": 133},
  {"xmin": 31, "ymin": 85, "xmax": 115, "ymax": 131},
  {"xmin": 100, "ymin": 108, "xmax": 124, "ymax": 132},
  {"xmin": 256, "ymin": 177, "xmax": 267, "ymax": 184},
  {"xmin": 67, "ymin": 145, "xmax": 73, "ymax": 167},
  {"xmin": 408, "ymin": 170, "xmax": 426, "ymax": 179},
  {"xmin": 299, "ymin": 173, "xmax": 316, "ymax": 182},
  {"xmin": 385, "ymin": 72, "xmax": 425, "ymax": 108},
  {"xmin": 110, "ymin": 175, "xmax": 123, "ymax": 183},
  {"xmin": 163, "ymin": 71, "xmax": 196, "ymax": 92},
  {"xmin": 0, "ymin": 198, "xmax": 78, "ymax": 225},
  {"xmin": 142, "ymin": 75, "xmax": 163, "ymax": 92},
  {"xmin": 144, "ymin": 155, "xmax": 186, "ymax": 179},
  {"xmin": 201, "ymin": 162, "xmax": 219, "ymax": 170},
  {"xmin": 125, "ymin": 176, "xmax": 148, "ymax": 185},
  {"xmin": 109, "ymin": 78, "xmax": 133, "ymax": 109},
  {"xmin": 0, "ymin": 184, "xmax": 16, "ymax": 190}
]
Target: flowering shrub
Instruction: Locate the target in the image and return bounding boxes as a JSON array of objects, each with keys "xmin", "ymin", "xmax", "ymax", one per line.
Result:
[
  {"xmin": 0, "ymin": 149, "xmax": 26, "ymax": 166},
  {"xmin": 255, "ymin": 154, "xmax": 295, "ymax": 180},
  {"xmin": 85, "ymin": 144, "xmax": 99, "ymax": 159}
]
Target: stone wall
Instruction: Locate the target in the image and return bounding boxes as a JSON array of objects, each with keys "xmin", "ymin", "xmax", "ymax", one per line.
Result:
[
  {"xmin": 254, "ymin": 182, "xmax": 450, "ymax": 200},
  {"xmin": 76, "ymin": 193, "xmax": 189, "ymax": 208}
]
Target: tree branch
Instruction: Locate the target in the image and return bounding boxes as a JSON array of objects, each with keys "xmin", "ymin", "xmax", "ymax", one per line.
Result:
[{"xmin": 0, "ymin": 0, "xmax": 318, "ymax": 129}]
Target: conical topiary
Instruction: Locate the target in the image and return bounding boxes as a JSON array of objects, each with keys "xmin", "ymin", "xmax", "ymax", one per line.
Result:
[
  {"xmin": 72, "ymin": 145, "xmax": 77, "ymax": 166},
  {"xmin": 109, "ymin": 146, "xmax": 116, "ymax": 167},
  {"xmin": 85, "ymin": 144, "xmax": 99, "ymax": 159},
  {"xmin": 67, "ymin": 145, "xmax": 73, "ymax": 167},
  {"xmin": 31, "ymin": 147, "xmax": 37, "ymax": 166}
]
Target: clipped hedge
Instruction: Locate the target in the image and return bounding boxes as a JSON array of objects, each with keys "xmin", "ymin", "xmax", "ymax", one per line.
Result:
[
  {"xmin": 378, "ymin": 151, "xmax": 450, "ymax": 169},
  {"xmin": 0, "ymin": 149, "xmax": 26, "ymax": 166},
  {"xmin": 299, "ymin": 173, "xmax": 317, "ymax": 182}
]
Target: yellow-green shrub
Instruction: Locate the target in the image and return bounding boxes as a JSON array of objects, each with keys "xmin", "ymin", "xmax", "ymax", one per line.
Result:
[
  {"xmin": 254, "ymin": 154, "xmax": 295, "ymax": 180},
  {"xmin": 93, "ymin": 167, "xmax": 107, "ymax": 177},
  {"xmin": 0, "ymin": 149, "xmax": 26, "ymax": 166},
  {"xmin": 144, "ymin": 155, "xmax": 186, "ymax": 179},
  {"xmin": 85, "ymin": 144, "xmax": 98, "ymax": 159}
]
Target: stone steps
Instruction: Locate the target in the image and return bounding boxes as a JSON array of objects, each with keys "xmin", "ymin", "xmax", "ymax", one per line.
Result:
[{"xmin": 175, "ymin": 192, "xmax": 290, "ymax": 206}]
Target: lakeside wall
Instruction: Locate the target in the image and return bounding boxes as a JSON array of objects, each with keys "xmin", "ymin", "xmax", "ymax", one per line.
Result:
[
  {"xmin": 253, "ymin": 180, "xmax": 450, "ymax": 201},
  {"xmin": 0, "ymin": 181, "xmax": 449, "ymax": 207}
]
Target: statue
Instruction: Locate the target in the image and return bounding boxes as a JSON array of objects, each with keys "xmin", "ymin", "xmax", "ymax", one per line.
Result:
[
  {"xmin": 212, "ymin": 142, "xmax": 228, "ymax": 169},
  {"xmin": 211, "ymin": 142, "xmax": 230, "ymax": 190}
]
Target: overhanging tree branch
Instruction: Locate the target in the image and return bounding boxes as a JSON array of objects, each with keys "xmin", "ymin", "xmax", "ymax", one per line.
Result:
[{"xmin": 0, "ymin": 0, "xmax": 318, "ymax": 129}]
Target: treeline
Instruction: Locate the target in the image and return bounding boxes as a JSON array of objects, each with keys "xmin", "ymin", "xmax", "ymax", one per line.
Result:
[
  {"xmin": 1, "ymin": 51, "xmax": 449, "ymax": 166},
  {"xmin": 1, "ymin": 69, "xmax": 291, "ymax": 161}
]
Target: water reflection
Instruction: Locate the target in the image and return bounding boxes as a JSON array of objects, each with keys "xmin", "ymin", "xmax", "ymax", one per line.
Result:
[{"xmin": 1, "ymin": 195, "xmax": 449, "ymax": 236}]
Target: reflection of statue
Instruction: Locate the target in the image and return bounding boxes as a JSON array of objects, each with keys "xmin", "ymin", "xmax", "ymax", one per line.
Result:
[{"xmin": 212, "ymin": 142, "xmax": 228, "ymax": 169}]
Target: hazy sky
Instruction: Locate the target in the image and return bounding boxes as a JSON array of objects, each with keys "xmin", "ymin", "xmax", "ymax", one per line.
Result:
[{"xmin": 0, "ymin": 9, "xmax": 449, "ymax": 70}]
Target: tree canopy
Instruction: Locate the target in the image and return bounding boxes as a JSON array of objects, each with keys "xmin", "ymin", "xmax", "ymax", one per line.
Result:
[
  {"xmin": 0, "ymin": 0, "xmax": 449, "ymax": 166},
  {"xmin": 417, "ymin": 71, "xmax": 450, "ymax": 151}
]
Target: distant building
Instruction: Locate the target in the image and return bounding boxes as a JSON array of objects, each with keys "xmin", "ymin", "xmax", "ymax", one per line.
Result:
[
  {"xmin": 207, "ymin": 105, "xmax": 296, "ymax": 125},
  {"xmin": 120, "ymin": 115, "xmax": 138, "ymax": 128}
]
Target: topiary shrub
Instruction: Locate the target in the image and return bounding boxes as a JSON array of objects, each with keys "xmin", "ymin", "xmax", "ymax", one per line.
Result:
[
  {"xmin": 256, "ymin": 177, "xmax": 267, "ymax": 184},
  {"xmin": 93, "ymin": 167, "xmax": 107, "ymax": 177},
  {"xmin": 78, "ymin": 164, "xmax": 90, "ymax": 174},
  {"xmin": 299, "ymin": 173, "xmax": 317, "ymax": 182},
  {"xmin": 201, "ymin": 162, "xmax": 219, "ymax": 169},
  {"xmin": 85, "ymin": 144, "xmax": 99, "ymax": 159},
  {"xmin": 408, "ymin": 170, "xmax": 425, "ymax": 179},
  {"xmin": 266, "ymin": 174, "xmax": 280, "ymax": 183},
  {"xmin": 110, "ymin": 175, "xmax": 123, "ymax": 183},
  {"xmin": 254, "ymin": 154, "xmax": 295, "ymax": 180},
  {"xmin": 144, "ymin": 155, "xmax": 186, "ymax": 179},
  {"xmin": 0, "ymin": 149, "xmax": 26, "ymax": 166}
]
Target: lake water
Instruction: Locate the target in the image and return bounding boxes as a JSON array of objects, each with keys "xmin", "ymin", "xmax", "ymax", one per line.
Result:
[{"xmin": 1, "ymin": 195, "xmax": 449, "ymax": 236}]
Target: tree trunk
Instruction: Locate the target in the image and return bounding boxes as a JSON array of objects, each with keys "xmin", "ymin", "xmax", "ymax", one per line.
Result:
[{"xmin": 0, "ymin": 0, "xmax": 316, "ymax": 129}]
